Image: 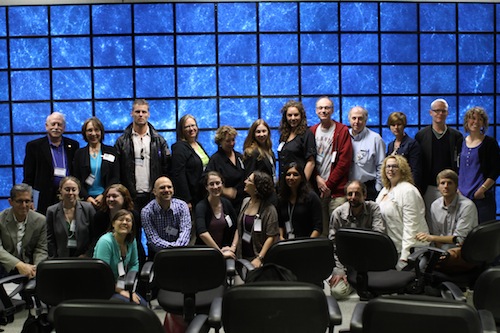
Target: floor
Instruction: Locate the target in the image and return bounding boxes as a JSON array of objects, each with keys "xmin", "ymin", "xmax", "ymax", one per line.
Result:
[{"xmin": 1, "ymin": 282, "xmax": 359, "ymax": 333}]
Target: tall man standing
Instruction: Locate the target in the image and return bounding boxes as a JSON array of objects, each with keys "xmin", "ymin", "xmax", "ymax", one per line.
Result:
[
  {"xmin": 23, "ymin": 112, "xmax": 79, "ymax": 215},
  {"xmin": 310, "ymin": 96, "xmax": 353, "ymax": 237},
  {"xmin": 115, "ymin": 99, "xmax": 171, "ymax": 211},
  {"xmin": 415, "ymin": 99, "xmax": 463, "ymax": 232},
  {"xmin": 348, "ymin": 106, "xmax": 386, "ymax": 201}
]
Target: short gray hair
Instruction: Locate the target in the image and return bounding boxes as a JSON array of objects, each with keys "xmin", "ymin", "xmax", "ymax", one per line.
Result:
[{"xmin": 10, "ymin": 183, "xmax": 32, "ymax": 199}]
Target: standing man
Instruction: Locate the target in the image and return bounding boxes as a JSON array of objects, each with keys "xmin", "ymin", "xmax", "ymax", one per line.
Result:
[
  {"xmin": 348, "ymin": 106, "xmax": 386, "ymax": 201},
  {"xmin": 115, "ymin": 99, "xmax": 171, "ymax": 211},
  {"xmin": 23, "ymin": 112, "xmax": 80, "ymax": 215},
  {"xmin": 415, "ymin": 99, "xmax": 463, "ymax": 232},
  {"xmin": 310, "ymin": 96, "xmax": 353, "ymax": 237},
  {"xmin": 329, "ymin": 180, "xmax": 384, "ymax": 299},
  {"xmin": 0, "ymin": 184, "xmax": 48, "ymax": 279},
  {"xmin": 141, "ymin": 176, "xmax": 191, "ymax": 258}
]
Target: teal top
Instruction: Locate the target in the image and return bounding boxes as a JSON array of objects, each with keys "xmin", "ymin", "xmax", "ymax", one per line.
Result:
[
  {"xmin": 93, "ymin": 232, "xmax": 139, "ymax": 281},
  {"xmin": 88, "ymin": 152, "xmax": 104, "ymax": 196}
]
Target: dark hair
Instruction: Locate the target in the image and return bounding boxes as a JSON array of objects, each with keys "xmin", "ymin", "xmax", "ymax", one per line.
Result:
[
  {"xmin": 110, "ymin": 209, "xmax": 136, "ymax": 244},
  {"xmin": 10, "ymin": 183, "xmax": 32, "ymax": 200},
  {"xmin": 278, "ymin": 162, "xmax": 311, "ymax": 204},
  {"xmin": 98, "ymin": 184, "xmax": 134, "ymax": 213},
  {"xmin": 253, "ymin": 171, "xmax": 275, "ymax": 203},
  {"xmin": 279, "ymin": 100, "xmax": 308, "ymax": 142},
  {"xmin": 344, "ymin": 180, "xmax": 367, "ymax": 197},
  {"xmin": 81, "ymin": 117, "xmax": 105, "ymax": 142},
  {"xmin": 177, "ymin": 114, "xmax": 198, "ymax": 141},
  {"xmin": 204, "ymin": 171, "xmax": 225, "ymax": 186}
]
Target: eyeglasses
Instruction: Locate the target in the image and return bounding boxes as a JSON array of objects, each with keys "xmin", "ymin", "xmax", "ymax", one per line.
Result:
[
  {"xmin": 431, "ymin": 109, "xmax": 448, "ymax": 114},
  {"xmin": 316, "ymin": 106, "xmax": 333, "ymax": 111},
  {"xmin": 386, "ymin": 164, "xmax": 399, "ymax": 170}
]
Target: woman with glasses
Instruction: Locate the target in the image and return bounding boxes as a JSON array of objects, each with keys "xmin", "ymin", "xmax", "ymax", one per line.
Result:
[
  {"xmin": 232, "ymin": 171, "xmax": 278, "ymax": 268},
  {"xmin": 386, "ymin": 112, "xmax": 422, "ymax": 191},
  {"xmin": 194, "ymin": 171, "xmax": 237, "ymax": 258},
  {"xmin": 376, "ymin": 155, "xmax": 429, "ymax": 270},
  {"xmin": 46, "ymin": 176, "xmax": 95, "ymax": 258},
  {"xmin": 458, "ymin": 106, "xmax": 500, "ymax": 223},
  {"xmin": 72, "ymin": 117, "xmax": 120, "ymax": 208},
  {"xmin": 171, "ymin": 114, "xmax": 209, "ymax": 212}
]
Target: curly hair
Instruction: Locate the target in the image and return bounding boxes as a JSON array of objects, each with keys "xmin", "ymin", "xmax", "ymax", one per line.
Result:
[
  {"xmin": 109, "ymin": 209, "xmax": 136, "ymax": 244},
  {"xmin": 98, "ymin": 184, "xmax": 134, "ymax": 213},
  {"xmin": 278, "ymin": 162, "xmax": 311, "ymax": 204},
  {"xmin": 243, "ymin": 119, "xmax": 273, "ymax": 161},
  {"xmin": 463, "ymin": 106, "xmax": 488, "ymax": 133},
  {"xmin": 381, "ymin": 155, "xmax": 414, "ymax": 189},
  {"xmin": 279, "ymin": 100, "xmax": 308, "ymax": 142},
  {"xmin": 253, "ymin": 171, "xmax": 275, "ymax": 203},
  {"xmin": 214, "ymin": 125, "xmax": 237, "ymax": 145}
]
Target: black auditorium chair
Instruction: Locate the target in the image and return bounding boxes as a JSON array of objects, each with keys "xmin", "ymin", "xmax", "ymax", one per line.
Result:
[
  {"xmin": 145, "ymin": 246, "xmax": 226, "ymax": 325},
  {"xmin": 53, "ymin": 300, "xmax": 164, "ymax": 333},
  {"xmin": 473, "ymin": 267, "xmax": 500, "ymax": 331},
  {"xmin": 186, "ymin": 282, "xmax": 342, "ymax": 333},
  {"xmin": 0, "ymin": 274, "xmax": 31, "ymax": 331},
  {"xmin": 412, "ymin": 219, "xmax": 500, "ymax": 290},
  {"xmin": 335, "ymin": 228, "xmax": 420, "ymax": 300},
  {"xmin": 34, "ymin": 258, "xmax": 116, "ymax": 323},
  {"xmin": 347, "ymin": 294, "xmax": 496, "ymax": 333},
  {"xmin": 237, "ymin": 237, "xmax": 335, "ymax": 287}
]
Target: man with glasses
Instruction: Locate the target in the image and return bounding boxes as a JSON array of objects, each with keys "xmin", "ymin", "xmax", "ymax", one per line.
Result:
[
  {"xmin": 415, "ymin": 99, "xmax": 463, "ymax": 232},
  {"xmin": 0, "ymin": 183, "xmax": 47, "ymax": 279},
  {"xmin": 115, "ymin": 99, "xmax": 171, "ymax": 211},
  {"xmin": 310, "ymin": 96, "xmax": 353, "ymax": 236}
]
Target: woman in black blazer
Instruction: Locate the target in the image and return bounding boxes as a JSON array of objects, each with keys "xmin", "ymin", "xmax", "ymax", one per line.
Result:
[{"xmin": 72, "ymin": 117, "xmax": 120, "ymax": 208}]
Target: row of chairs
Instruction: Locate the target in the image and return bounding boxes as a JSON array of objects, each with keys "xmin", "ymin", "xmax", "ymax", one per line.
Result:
[{"xmin": 1, "ymin": 220, "xmax": 499, "ymax": 332}]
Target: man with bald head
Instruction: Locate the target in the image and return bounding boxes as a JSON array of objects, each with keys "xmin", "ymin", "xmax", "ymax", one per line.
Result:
[
  {"xmin": 141, "ymin": 176, "xmax": 191, "ymax": 258},
  {"xmin": 23, "ymin": 112, "xmax": 80, "ymax": 214}
]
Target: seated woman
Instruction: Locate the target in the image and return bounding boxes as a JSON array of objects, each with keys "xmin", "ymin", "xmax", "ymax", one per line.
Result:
[
  {"xmin": 93, "ymin": 184, "xmax": 144, "ymax": 265},
  {"xmin": 231, "ymin": 171, "xmax": 279, "ymax": 268},
  {"xmin": 376, "ymin": 155, "xmax": 429, "ymax": 270},
  {"xmin": 46, "ymin": 176, "xmax": 95, "ymax": 258},
  {"xmin": 93, "ymin": 209, "xmax": 146, "ymax": 305},
  {"xmin": 278, "ymin": 162, "xmax": 322, "ymax": 239},
  {"xmin": 194, "ymin": 171, "xmax": 237, "ymax": 258},
  {"xmin": 72, "ymin": 117, "xmax": 120, "ymax": 208}
]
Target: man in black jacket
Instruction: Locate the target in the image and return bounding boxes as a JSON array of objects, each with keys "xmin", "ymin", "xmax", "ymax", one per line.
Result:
[{"xmin": 114, "ymin": 99, "xmax": 171, "ymax": 211}]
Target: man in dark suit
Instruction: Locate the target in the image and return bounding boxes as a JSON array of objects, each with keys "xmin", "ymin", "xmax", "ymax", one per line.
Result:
[
  {"xmin": 0, "ymin": 184, "xmax": 47, "ymax": 279},
  {"xmin": 23, "ymin": 112, "xmax": 80, "ymax": 215}
]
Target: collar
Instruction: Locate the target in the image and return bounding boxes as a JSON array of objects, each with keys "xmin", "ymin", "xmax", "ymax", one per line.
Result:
[{"xmin": 350, "ymin": 127, "xmax": 368, "ymax": 141}]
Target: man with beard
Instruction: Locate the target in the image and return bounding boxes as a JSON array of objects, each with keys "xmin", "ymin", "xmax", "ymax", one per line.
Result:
[
  {"xmin": 141, "ymin": 177, "xmax": 191, "ymax": 259},
  {"xmin": 328, "ymin": 180, "xmax": 385, "ymax": 299},
  {"xmin": 23, "ymin": 112, "xmax": 79, "ymax": 215}
]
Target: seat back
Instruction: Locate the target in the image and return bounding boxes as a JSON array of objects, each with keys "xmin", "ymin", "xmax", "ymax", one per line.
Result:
[
  {"xmin": 222, "ymin": 282, "xmax": 329, "ymax": 333},
  {"xmin": 336, "ymin": 228, "xmax": 398, "ymax": 272},
  {"xmin": 53, "ymin": 300, "xmax": 164, "ymax": 333},
  {"xmin": 461, "ymin": 220, "xmax": 500, "ymax": 264},
  {"xmin": 153, "ymin": 246, "xmax": 226, "ymax": 294},
  {"xmin": 362, "ymin": 295, "xmax": 483, "ymax": 333},
  {"xmin": 264, "ymin": 237, "xmax": 334, "ymax": 286},
  {"xmin": 473, "ymin": 267, "xmax": 500, "ymax": 324},
  {"xmin": 35, "ymin": 259, "xmax": 116, "ymax": 306}
]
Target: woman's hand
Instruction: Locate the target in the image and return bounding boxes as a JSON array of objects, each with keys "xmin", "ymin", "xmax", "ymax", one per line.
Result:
[
  {"xmin": 119, "ymin": 290, "xmax": 141, "ymax": 304},
  {"xmin": 221, "ymin": 248, "xmax": 236, "ymax": 259},
  {"xmin": 251, "ymin": 257, "xmax": 262, "ymax": 268},
  {"xmin": 474, "ymin": 187, "xmax": 486, "ymax": 200}
]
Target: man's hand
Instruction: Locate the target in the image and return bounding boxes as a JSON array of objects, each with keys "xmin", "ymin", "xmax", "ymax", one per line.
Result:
[
  {"xmin": 15, "ymin": 261, "xmax": 36, "ymax": 279},
  {"xmin": 329, "ymin": 274, "xmax": 347, "ymax": 287}
]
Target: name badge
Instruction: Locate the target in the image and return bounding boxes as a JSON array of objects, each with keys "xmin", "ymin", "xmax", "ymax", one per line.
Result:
[
  {"xmin": 288, "ymin": 233, "xmax": 295, "ymax": 239},
  {"xmin": 102, "ymin": 153, "xmax": 116, "ymax": 162},
  {"xmin": 242, "ymin": 231, "xmax": 252, "ymax": 243},
  {"xmin": 165, "ymin": 226, "xmax": 179, "ymax": 237},
  {"xmin": 285, "ymin": 221, "xmax": 292, "ymax": 233},
  {"xmin": 277, "ymin": 142, "xmax": 285, "ymax": 152},
  {"xmin": 67, "ymin": 239, "xmax": 77, "ymax": 248},
  {"xmin": 116, "ymin": 277, "xmax": 125, "ymax": 290},
  {"xmin": 135, "ymin": 158, "xmax": 144, "ymax": 166},
  {"xmin": 118, "ymin": 260, "xmax": 126, "ymax": 277},
  {"xmin": 225, "ymin": 215, "xmax": 233, "ymax": 228},
  {"xmin": 254, "ymin": 217, "xmax": 262, "ymax": 232},
  {"xmin": 69, "ymin": 220, "xmax": 76, "ymax": 232},
  {"xmin": 54, "ymin": 167, "xmax": 66, "ymax": 177},
  {"xmin": 331, "ymin": 151, "xmax": 337, "ymax": 164},
  {"xmin": 316, "ymin": 154, "xmax": 324, "ymax": 165},
  {"xmin": 85, "ymin": 174, "xmax": 95, "ymax": 186}
]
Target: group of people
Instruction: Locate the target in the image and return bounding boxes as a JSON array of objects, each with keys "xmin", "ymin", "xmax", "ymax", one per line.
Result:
[{"xmin": 0, "ymin": 96, "xmax": 498, "ymax": 304}]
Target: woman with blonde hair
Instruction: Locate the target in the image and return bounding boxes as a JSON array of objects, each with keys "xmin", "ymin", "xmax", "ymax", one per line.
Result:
[{"xmin": 376, "ymin": 155, "xmax": 429, "ymax": 269}]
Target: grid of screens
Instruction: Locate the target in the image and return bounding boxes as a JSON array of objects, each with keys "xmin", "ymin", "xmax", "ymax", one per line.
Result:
[{"xmin": 0, "ymin": 2, "xmax": 498, "ymax": 211}]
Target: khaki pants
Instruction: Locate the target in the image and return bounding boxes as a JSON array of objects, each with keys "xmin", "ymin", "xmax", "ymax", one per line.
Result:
[{"xmin": 321, "ymin": 196, "xmax": 347, "ymax": 237}]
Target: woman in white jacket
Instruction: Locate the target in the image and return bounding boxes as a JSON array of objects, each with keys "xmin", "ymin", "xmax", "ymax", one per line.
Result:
[{"xmin": 376, "ymin": 155, "xmax": 429, "ymax": 270}]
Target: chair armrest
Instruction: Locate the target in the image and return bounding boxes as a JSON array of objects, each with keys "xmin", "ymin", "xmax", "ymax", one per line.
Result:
[
  {"xmin": 141, "ymin": 261, "xmax": 154, "ymax": 283},
  {"xmin": 326, "ymin": 295, "xmax": 342, "ymax": 326},
  {"xmin": 235, "ymin": 259, "xmax": 255, "ymax": 281},
  {"xmin": 477, "ymin": 309, "xmax": 497, "ymax": 333},
  {"xmin": 0, "ymin": 274, "xmax": 28, "ymax": 286},
  {"xmin": 208, "ymin": 296, "xmax": 222, "ymax": 330},
  {"xmin": 185, "ymin": 314, "xmax": 209, "ymax": 333},
  {"xmin": 440, "ymin": 281, "xmax": 466, "ymax": 302},
  {"xmin": 349, "ymin": 302, "xmax": 367, "ymax": 333},
  {"xmin": 226, "ymin": 258, "xmax": 236, "ymax": 277}
]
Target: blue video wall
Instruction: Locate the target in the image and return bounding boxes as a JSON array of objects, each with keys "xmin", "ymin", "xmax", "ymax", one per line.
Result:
[{"xmin": 0, "ymin": 2, "xmax": 498, "ymax": 212}]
